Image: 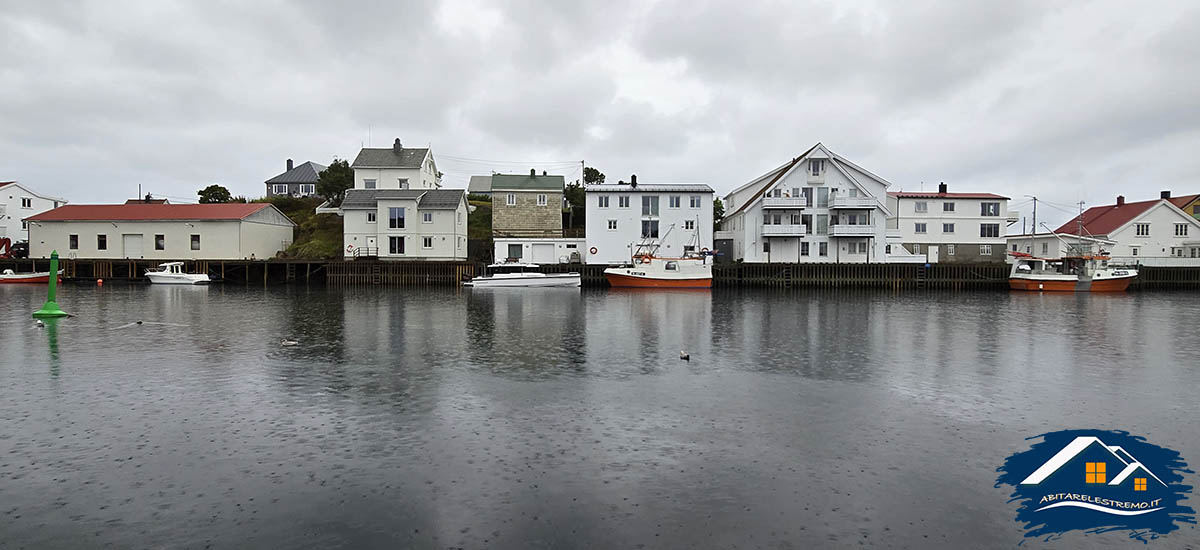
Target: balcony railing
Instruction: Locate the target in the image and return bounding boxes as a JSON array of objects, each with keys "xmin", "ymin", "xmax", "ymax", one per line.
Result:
[
  {"xmin": 762, "ymin": 224, "xmax": 808, "ymax": 237},
  {"xmin": 762, "ymin": 197, "xmax": 808, "ymax": 209},
  {"xmin": 830, "ymin": 224, "xmax": 875, "ymax": 237},
  {"xmin": 830, "ymin": 196, "xmax": 878, "ymax": 209}
]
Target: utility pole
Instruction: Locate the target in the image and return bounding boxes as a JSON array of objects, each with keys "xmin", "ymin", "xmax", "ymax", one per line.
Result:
[{"xmin": 1025, "ymin": 195, "xmax": 1037, "ymax": 255}]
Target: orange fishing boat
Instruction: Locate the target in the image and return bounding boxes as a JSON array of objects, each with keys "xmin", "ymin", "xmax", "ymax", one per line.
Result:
[
  {"xmin": 1008, "ymin": 253, "xmax": 1137, "ymax": 292},
  {"xmin": 0, "ymin": 268, "xmax": 62, "ymax": 284},
  {"xmin": 603, "ymin": 255, "xmax": 712, "ymax": 288}
]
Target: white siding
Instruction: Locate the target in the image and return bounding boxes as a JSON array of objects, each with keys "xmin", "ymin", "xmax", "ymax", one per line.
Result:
[
  {"xmin": 1104, "ymin": 201, "xmax": 1200, "ymax": 264},
  {"xmin": 28, "ymin": 216, "xmax": 293, "ymax": 260},
  {"xmin": 342, "ymin": 199, "xmax": 468, "ymax": 261},
  {"xmin": 585, "ymin": 188, "xmax": 713, "ymax": 264},
  {"xmin": 2, "ymin": 182, "xmax": 66, "ymax": 243}
]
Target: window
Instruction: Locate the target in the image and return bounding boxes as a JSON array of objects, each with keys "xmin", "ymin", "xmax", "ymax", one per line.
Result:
[
  {"xmin": 943, "ymin": 223, "xmax": 955, "ymax": 233},
  {"xmin": 69, "ymin": 234, "xmax": 78, "ymax": 250},
  {"xmin": 1011, "ymin": 244, "xmax": 1017, "ymax": 251},
  {"xmin": 507, "ymin": 244, "xmax": 522, "ymax": 259},
  {"xmin": 772, "ymin": 188, "xmax": 782, "ymax": 198},
  {"xmin": 857, "ymin": 241, "xmax": 868, "ymax": 254},
  {"xmin": 665, "ymin": 261, "xmax": 678, "ymax": 271},
  {"xmin": 762, "ymin": 241, "xmax": 770, "ymax": 253},
  {"xmin": 1041, "ymin": 242, "xmax": 1049, "ymax": 255},
  {"xmin": 1132, "ymin": 247, "xmax": 1140, "ymax": 256},
  {"xmin": 915, "ymin": 223, "xmax": 927, "ymax": 234},
  {"xmin": 506, "ymin": 193, "xmax": 516, "ymax": 206},
  {"xmin": 272, "ymin": 184, "xmax": 288, "ymax": 195},
  {"xmin": 190, "ymin": 234, "xmax": 201, "ymax": 250},
  {"xmin": 816, "ymin": 215, "xmax": 829, "ymax": 235},
  {"xmin": 97, "ymin": 235, "xmax": 107, "ymax": 250},
  {"xmin": 669, "ymin": 195, "xmax": 681, "ymax": 208},
  {"xmin": 537, "ymin": 194, "xmax": 547, "ymax": 206},
  {"xmin": 1175, "ymin": 223, "xmax": 1188, "ymax": 237},
  {"xmin": 389, "ymin": 236, "xmax": 404, "ymax": 254},
  {"xmin": 1085, "ymin": 462, "xmax": 1106, "ymax": 484},
  {"xmin": 801, "ymin": 214, "xmax": 812, "ymax": 233},
  {"xmin": 421, "ymin": 212, "xmax": 432, "ymax": 223},
  {"xmin": 1135, "ymin": 223, "xmax": 1150, "ymax": 236},
  {"xmin": 816, "ymin": 188, "xmax": 829, "ymax": 207},
  {"xmin": 367, "ymin": 211, "xmax": 376, "ymax": 223},
  {"xmin": 690, "ymin": 195, "xmax": 702, "ymax": 208},
  {"xmin": 642, "ymin": 196, "xmax": 659, "ymax": 216},
  {"xmin": 915, "ymin": 201, "xmax": 928, "ymax": 213},
  {"xmin": 364, "ymin": 179, "xmax": 377, "ymax": 189},
  {"xmin": 299, "ymin": 184, "xmax": 315, "ymax": 195},
  {"xmin": 422, "ymin": 236, "xmax": 433, "ymax": 249},
  {"xmin": 398, "ymin": 178, "xmax": 409, "ymax": 189},
  {"xmin": 618, "ymin": 196, "xmax": 629, "ymax": 208},
  {"xmin": 810, "ymin": 159, "xmax": 824, "ymax": 176},
  {"xmin": 818, "ymin": 242, "xmax": 828, "ymax": 256},
  {"xmin": 1134, "ymin": 478, "xmax": 1147, "ymax": 492},
  {"xmin": 943, "ymin": 202, "xmax": 955, "ymax": 212},
  {"xmin": 641, "ymin": 220, "xmax": 660, "ymax": 238},
  {"xmin": 947, "ymin": 244, "xmax": 956, "ymax": 256},
  {"xmin": 801, "ymin": 242, "xmax": 810, "ymax": 256},
  {"xmin": 155, "ymin": 234, "xmax": 165, "ymax": 250},
  {"xmin": 980, "ymin": 223, "xmax": 1000, "ymax": 238},
  {"xmin": 981, "ymin": 202, "xmax": 1000, "ymax": 216},
  {"xmin": 607, "ymin": 219, "xmax": 617, "ymax": 230},
  {"xmin": 389, "ymin": 207, "xmax": 405, "ymax": 229},
  {"xmin": 913, "ymin": 244, "xmax": 921, "ymax": 254},
  {"xmin": 21, "ymin": 221, "xmax": 27, "ymax": 230},
  {"xmin": 684, "ymin": 220, "xmax": 695, "ymax": 230},
  {"xmin": 598, "ymin": 196, "xmax": 609, "ymax": 208},
  {"xmin": 802, "ymin": 187, "xmax": 813, "ymax": 207},
  {"xmin": 21, "ymin": 197, "xmax": 32, "ymax": 208},
  {"xmin": 980, "ymin": 245, "xmax": 992, "ymax": 256}
]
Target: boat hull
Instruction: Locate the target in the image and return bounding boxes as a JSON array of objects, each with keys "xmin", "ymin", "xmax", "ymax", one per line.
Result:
[
  {"xmin": 604, "ymin": 272, "xmax": 712, "ymax": 288},
  {"xmin": 465, "ymin": 274, "xmax": 581, "ymax": 288},
  {"xmin": 0, "ymin": 273, "xmax": 59, "ymax": 284},
  {"xmin": 1009, "ymin": 276, "xmax": 1135, "ymax": 292},
  {"xmin": 146, "ymin": 274, "xmax": 211, "ymax": 285}
]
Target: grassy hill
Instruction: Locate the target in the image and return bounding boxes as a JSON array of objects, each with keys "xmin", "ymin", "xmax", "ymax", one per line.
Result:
[{"xmin": 254, "ymin": 196, "xmax": 343, "ymax": 259}]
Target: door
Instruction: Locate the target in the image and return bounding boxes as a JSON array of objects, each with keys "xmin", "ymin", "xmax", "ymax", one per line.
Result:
[
  {"xmin": 926, "ymin": 245, "xmax": 940, "ymax": 263},
  {"xmin": 366, "ymin": 236, "xmax": 377, "ymax": 254},
  {"xmin": 123, "ymin": 234, "xmax": 144, "ymax": 258},
  {"xmin": 531, "ymin": 243, "xmax": 555, "ymax": 264}
]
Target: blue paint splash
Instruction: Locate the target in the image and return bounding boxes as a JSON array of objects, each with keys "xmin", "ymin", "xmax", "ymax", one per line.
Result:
[{"xmin": 996, "ymin": 430, "xmax": 1195, "ymax": 543}]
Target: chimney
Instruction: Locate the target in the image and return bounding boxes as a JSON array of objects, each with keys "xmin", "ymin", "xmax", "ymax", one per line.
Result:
[
  {"xmin": 1117, "ymin": 195, "xmax": 1125, "ymax": 206},
  {"xmin": 938, "ymin": 182, "xmax": 947, "ymax": 194},
  {"xmin": 286, "ymin": 159, "xmax": 293, "ymax": 171},
  {"xmin": 542, "ymin": 170, "xmax": 547, "ymax": 176},
  {"xmin": 393, "ymin": 138, "xmax": 402, "ymax": 153},
  {"xmin": 630, "ymin": 174, "xmax": 638, "ymax": 188},
  {"xmin": 531, "ymin": 168, "xmax": 536, "ymax": 177},
  {"xmin": 1161, "ymin": 190, "xmax": 1171, "ymax": 199}
]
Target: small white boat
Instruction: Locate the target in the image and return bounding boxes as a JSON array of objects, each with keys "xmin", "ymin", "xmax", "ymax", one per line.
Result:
[
  {"xmin": 145, "ymin": 262, "xmax": 211, "ymax": 285},
  {"xmin": 464, "ymin": 262, "xmax": 580, "ymax": 288}
]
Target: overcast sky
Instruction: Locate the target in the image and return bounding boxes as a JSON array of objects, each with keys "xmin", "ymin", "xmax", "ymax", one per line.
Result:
[{"xmin": 3, "ymin": 0, "xmax": 1197, "ymax": 227}]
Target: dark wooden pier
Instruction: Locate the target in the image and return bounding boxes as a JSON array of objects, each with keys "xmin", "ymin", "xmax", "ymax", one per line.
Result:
[{"xmin": 5, "ymin": 257, "xmax": 1200, "ymax": 290}]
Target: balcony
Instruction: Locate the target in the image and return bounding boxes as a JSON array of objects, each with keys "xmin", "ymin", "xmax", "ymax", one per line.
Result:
[
  {"xmin": 831, "ymin": 224, "xmax": 875, "ymax": 237},
  {"xmin": 830, "ymin": 195, "xmax": 878, "ymax": 209},
  {"xmin": 762, "ymin": 224, "xmax": 808, "ymax": 237},
  {"xmin": 762, "ymin": 197, "xmax": 808, "ymax": 209}
]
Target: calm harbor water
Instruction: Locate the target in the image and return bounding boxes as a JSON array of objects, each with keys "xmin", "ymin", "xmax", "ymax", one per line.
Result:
[{"xmin": 1, "ymin": 284, "xmax": 1198, "ymax": 549}]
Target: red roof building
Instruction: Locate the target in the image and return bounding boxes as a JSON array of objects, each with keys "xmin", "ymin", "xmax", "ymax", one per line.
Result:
[
  {"xmin": 26, "ymin": 203, "xmax": 275, "ymax": 222},
  {"xmin": 1048, "ymin": 193, "xmax": 1200, "ymax": 263}
]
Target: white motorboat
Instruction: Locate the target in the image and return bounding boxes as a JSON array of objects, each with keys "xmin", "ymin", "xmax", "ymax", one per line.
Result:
[
  {"xmin": 145, "ymin": 262, "xmax": 211, "ymax": 285},
  {"xmin": 464, "ymin": 262, "xmax": 580, "ymax": 288}
]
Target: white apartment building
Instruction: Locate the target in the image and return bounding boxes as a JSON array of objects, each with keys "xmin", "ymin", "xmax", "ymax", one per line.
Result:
[
  {"xmin": 718, "ymin": 143, "xmax": 896, "ymax": 263},
  {"xmin": 887, "ymin": 183, "xmax": 1014, "ymax": 263},
  {"xmin": 1, "ymin": 181, "xmax": 67, "ymax": 243},
  {"xmin": 585, "ymin": 178, "xmax": 713, "ymax": 264}
]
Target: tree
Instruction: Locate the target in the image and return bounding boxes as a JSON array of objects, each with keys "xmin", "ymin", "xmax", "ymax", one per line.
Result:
[
  {"xmin": 583, "ymin": 166, "xmax": 605, "ymax": 185},
  {"xmin": 713, "ymin": 197, "xmax": 725, "ymax": 227},
  {"xmin": 316, "ymin": 158, "xmax": 354, "ymax": 206},
  {"xmin": 198, "ymin": 184, "xmax": 233, "ymax": 204},
  {"xmin": 563, "ymin": 180, "xmax": 586, "ymax": 229}
]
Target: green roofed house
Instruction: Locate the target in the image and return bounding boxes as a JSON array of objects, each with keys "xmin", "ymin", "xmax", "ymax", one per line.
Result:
[{"xmin": 486, "ymin": 170, "xmax": 585, "ymax": 264}]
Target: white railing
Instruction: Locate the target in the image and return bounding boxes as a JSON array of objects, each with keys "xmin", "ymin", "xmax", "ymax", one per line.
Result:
[
  {"xmin": 830, "ymin": 196, "xmax": 877, "ymax": 209},
  {"xmin": 830, "ymin": 224, "xmax": 875, "ymax": 237},
  {"xmin": 1107, "ymin": 256, "xmax": 1200, "ymax": 267},
  {"xmin": 762, "ymin": 197, "xmax": 808, "ymax": 209},
  {"xmin": 762, "ymin": 224, "xmax": 807, "ymax": 237}
]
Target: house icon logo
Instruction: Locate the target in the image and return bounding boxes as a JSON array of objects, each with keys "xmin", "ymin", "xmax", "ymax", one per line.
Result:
[{"xmin": 997, "ymin": 430, "xmax": 1195, "ymax": 541}]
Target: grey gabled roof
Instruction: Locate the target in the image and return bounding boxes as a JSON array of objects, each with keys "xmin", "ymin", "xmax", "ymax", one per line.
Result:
[
  {"xmin": 340, "ymin": 188, "xmax": 464, "ymax": 210},
  {"xmin": 265, "ymin": 161, "xmax": 327, "ymax": 184},
  {"xmin": 585, "ymin": 183, "xmax": 713, "ymax": 193},
  {"xmin": 417, "ymin": 189, "xmax": 465, "ymax": 209},
  {"xmin": 351, "ymin": 147, "xmax": 429, "ymax": 168},
  {"xmin": 468, "ymin": 175, "xmax": 492, "ymax": 193},
  {"xmin": 341, "ymin": 189, "xmax": 426, "ymax": 208}
]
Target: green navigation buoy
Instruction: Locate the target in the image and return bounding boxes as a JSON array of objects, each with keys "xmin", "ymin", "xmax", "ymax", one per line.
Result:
[{"xmin": 33, "ymin": 250, "xmax": 69, "ymax": 318}]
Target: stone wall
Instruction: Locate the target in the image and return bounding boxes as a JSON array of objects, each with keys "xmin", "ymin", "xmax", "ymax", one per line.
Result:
[{"xmin": 492, "ymin": 191, "xmax": 563, "ymax": 236}]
